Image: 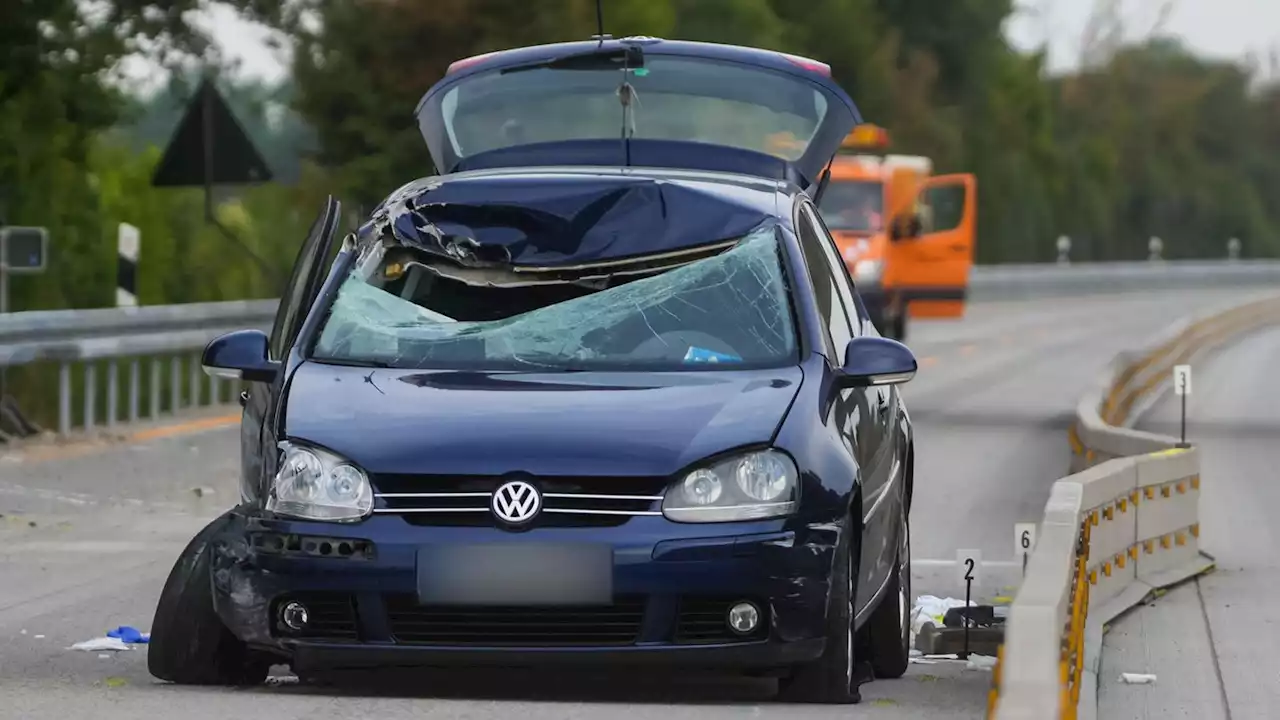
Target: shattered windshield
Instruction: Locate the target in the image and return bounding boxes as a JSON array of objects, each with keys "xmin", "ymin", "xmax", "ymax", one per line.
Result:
[{"xmin": 312, "ymin": 227, "xmax": 798, "ymax": 372}]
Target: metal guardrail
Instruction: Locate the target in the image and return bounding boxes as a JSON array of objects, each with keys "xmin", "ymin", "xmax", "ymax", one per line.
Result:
[
  {"xmin": 0, "ymin": 300, "xmax": 276, "ymax": 436},
  {"xmin": 968, "ymin": 259, "xmax": 1280, "ymax": 301},
  {"xmin": 989, "ymin": 292, "xmax": 1280, "ymax": 720},
  {"xmin": 1, "ymin": 260, "xmax": 1279, "ymax": 439}
]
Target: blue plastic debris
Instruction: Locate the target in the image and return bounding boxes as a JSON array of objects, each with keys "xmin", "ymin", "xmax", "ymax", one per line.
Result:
[
  {"xmin": 106, "ymin": 626, "xmax": 148, "ymax": 644},
  {"xmin": 683, "ymin": 346, "xmax": 742, "ymax": 364}
]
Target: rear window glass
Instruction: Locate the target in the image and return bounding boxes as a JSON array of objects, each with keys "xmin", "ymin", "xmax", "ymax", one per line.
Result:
[{"xmin": 433, "ymin": 56, "xmax": 829, "ymax": 163}]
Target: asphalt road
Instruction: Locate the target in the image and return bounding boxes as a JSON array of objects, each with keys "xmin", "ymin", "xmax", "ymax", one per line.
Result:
[
  {"xmin": 1099, "ymin": 319, "xmax": 1280, "ymax": 719},
  {"xmin": 0, "ymin": 288, "xmax": 1270, "ymax": 720}
]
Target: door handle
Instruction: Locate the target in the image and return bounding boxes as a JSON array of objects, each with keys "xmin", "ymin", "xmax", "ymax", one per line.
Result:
[{"xmin": 239, "ymin": 390, "xmax": 250, "ymax": 407}]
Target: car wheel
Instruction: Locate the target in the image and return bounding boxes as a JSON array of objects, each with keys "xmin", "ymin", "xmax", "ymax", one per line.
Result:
[
  {"xmin": 864, "ymin": 505, "xmax": 911, "ymax": 678},
  {"xmin": 775, "ymin": 520, "xmax": 865, "ymax": 704},
  {"xmin": 148, "ymin": 513, "xmax": 272, "ymax": 686}
]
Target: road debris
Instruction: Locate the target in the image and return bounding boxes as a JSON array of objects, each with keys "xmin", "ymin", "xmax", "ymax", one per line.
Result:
[
  {"xmin": 965, "ymin": 654, "xmax": 997, "ymax": 671},
  {"xmin": 71, "ymin": 637, "xmax": 132, "ymax": 652},
  {"xmin": 1120, "ymin": 672, "xmax": 1157, "ymax": 684}
]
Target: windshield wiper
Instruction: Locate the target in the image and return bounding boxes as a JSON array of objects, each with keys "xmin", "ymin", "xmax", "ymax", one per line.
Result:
[{"xmin": 313, "ymin": 356, "xmax": 395, "ymax": 369}]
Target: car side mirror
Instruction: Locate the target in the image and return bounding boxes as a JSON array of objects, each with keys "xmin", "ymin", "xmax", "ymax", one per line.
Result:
[
  {"xmin": 889, "ymin": 214, "xmax": 922, "ymax": 242},
  {"xmin": 835, "ymin": 336, "xmax": 917, "ymax": 388},
  {"xmin": 202, "ymin": 329, "xmax": 280, "ymax": 383}
]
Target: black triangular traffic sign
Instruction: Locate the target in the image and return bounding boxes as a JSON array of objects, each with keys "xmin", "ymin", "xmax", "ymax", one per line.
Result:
[{"xmin": 151, "ymin": 77, "xmax": 273, "ymax": 187}]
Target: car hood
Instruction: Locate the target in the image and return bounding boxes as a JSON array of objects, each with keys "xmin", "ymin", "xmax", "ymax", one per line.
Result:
[{"xmin": 283, "ymin": 361, "xmax": 803, "ymax": 477}]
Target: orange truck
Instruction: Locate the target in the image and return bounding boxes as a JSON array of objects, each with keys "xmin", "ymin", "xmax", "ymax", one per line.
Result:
[{"xmin": 814, "ymin": 124, "xmax": 977, "ymax": 341}]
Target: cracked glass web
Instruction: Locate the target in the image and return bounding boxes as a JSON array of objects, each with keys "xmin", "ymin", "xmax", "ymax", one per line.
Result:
[{"xmin": 313, "ymin": 226, "xmax": 797, "ymax": 371}]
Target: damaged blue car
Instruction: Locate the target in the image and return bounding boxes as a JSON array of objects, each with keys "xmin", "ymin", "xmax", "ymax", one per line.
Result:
[{"xmin": 147, "ymin": 36, "xmax": 919, "ymax": 705}]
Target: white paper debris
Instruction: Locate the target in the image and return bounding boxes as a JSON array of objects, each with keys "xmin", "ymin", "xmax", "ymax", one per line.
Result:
[
  {"xmin": 69, "ymin": 637, "xmax": 132, "ymax": 652},
  {"xmin": 34, "ymin": 635, "xmax": 45, "ymax": 639},
  {"xmin": 966, "ymin": 654, "xmax": 997, "ymax": 671},
  {"xmin": 97, "ymin": 654, "xmax": 111, "ymax": 659},
  {"xmin": 1120, "ymin": 672, "xmax": 1157, "ymax": 684},
  {"xmin": 911, "ymin": 595, "xmax": 975, "ymax": 640},
  {"xmin": 266, "ymin": 675, "xmax": 300, "ymax": 686}
]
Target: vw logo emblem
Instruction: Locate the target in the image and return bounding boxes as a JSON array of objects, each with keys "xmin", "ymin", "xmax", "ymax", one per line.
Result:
[{"xmin": 491, "ymin": 480, "xmax": 542, "ymax": 525}]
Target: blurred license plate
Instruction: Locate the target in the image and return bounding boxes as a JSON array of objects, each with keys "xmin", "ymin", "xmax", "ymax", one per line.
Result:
[{"xmin": 416, "ymin": 543, "xmax": 613, "ymax": 606}]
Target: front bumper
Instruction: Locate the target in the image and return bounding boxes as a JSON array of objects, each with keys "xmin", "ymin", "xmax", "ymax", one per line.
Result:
[{"xmin": 208, "ymin": 512, "xmax": 839, "ymax": 671}]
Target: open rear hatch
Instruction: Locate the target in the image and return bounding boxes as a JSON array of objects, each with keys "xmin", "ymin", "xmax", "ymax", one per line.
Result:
[{"xmin": 414, "ymin": 38, "xmax": 861, "ymax": 192}]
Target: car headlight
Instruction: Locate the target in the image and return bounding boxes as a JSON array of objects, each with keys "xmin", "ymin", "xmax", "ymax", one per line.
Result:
[
  {"xmin": 853, "ymin": 259, "xmax": 883, "ymax": 283},
  {"xmin": 662, "ymin": 449, "xmax": 799, "ymax": 522},
  {"xmin": 267, "ymin": 442, "xmax": 373, "ymax": 522}
]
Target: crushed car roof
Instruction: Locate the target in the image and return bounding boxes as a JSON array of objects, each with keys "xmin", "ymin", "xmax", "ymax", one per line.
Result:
[{"xmin": 357, "ymin": 167, "xmax": 796, "ymax": 271}]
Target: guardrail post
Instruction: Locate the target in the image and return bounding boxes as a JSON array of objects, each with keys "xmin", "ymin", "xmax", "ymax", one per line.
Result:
[
  {"xmin": 188, "ymin": 351, "xmax": 201, "ymax": 407},
  {"xmin": 1147, "ymin": 237, "xmax": 1163, "ymax": 262},
  {"xmin": 208, "ymin": 372, "xmax": 220, "ymax": 406},
  {"xmin": 83, "ymin": 363, "xmax": 96, "ymax": 430},
  {"xmin": 128, "ymin": 359, "xmax": 140, "ymax": 423},
  {"xmin": 58, "ymin": 362, "xmax": 71, "ymax": 435},
  {"xmin": 1227, "ymin": 237, "xmax": 1241, "ymax": 261},
  {"xmin": 170, "ymin": 356, "xmax": 181, "ymax": 413},
  {"xmin": 106, "ymin": 359, "xmax": 119, "ymax": 429},
  {"xmin": 150, "ymin": 358, "xmax": 161, "ymax": 419},
  {"xmin": 1056, "ymin": 236, "xmax": 1071, "ymax": 266}
]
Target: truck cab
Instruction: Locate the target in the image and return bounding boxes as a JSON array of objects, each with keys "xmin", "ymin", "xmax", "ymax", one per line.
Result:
[{"xmin": 814, "ymin": 125, "xmax": 976, "ymax": 341}]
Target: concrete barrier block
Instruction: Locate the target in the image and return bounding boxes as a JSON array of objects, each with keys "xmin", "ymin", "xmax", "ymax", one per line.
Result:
[
  {"xmin": 999, "ymin": 603, "xmax": 1068, "ymax": 703},
  {"xmin": 1076, "ymin": 457, "xmax": 1138, "ymax": 510},
  {"xmin": 1134, "ymin": 446, "xmax": 1199, "ymax": 487},
  {"xmin": 1016, "ymin": 512, "xmax": 1078, "ymax": 614},
  {"xmin": 1042, "ymin": 481, "xmax": 1083, "ymax": 528}
]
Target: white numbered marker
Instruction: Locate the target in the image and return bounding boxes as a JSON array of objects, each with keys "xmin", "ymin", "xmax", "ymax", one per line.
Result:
[
  {"xmin": 1174, "ymin": 365, "xmax": 1192, "ymax": 396},
  {"xmin": 1015, "ymin": 523, "xmax": 1037, "ymax": 569},
  {"xmin": 956, "ymin": 549, "xmax": 982, "ymax": 590}
]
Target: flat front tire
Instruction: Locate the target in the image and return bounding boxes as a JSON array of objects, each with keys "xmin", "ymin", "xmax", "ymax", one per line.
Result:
[
  {"xmin": 775, "ymin": 521, "xmax": 865, "ymax": 704},
  {"xmin": 864, "ymin": 505, "xmax": 912, "ymax": 678},
  {"xmin": 147, "ymin": 514, "xmax": 272, "ymax": 686}
]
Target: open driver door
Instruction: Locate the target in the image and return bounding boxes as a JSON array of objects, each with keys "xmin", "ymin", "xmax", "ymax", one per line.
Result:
[{"xmin": 897, "ymin": 173, "xmax": 976, "ymax": 319}]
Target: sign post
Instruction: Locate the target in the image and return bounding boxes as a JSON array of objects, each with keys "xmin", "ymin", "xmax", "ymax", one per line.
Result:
[
  {"xmin": 1015, "ymin": 523, "xmax": 1037, "ymax": 576},
  {"xmin": 0, "ymin": 226, "xmax": 49, "ymax": 398},
  {"xmin": 955, "ymin": 548, "xmax": 982, "ymax": 659},
  {"xmin": 1173, "ymin": 364, "xmax": 1192, "ymax": 447}
]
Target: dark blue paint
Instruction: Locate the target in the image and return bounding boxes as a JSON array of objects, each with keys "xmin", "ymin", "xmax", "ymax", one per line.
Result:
[
  {"xmin": 284, "ymin": 363, "xmax": 801, "ymax": 478},
  {"xmin": 378, "ymin": 170, "xmax": 781, "ymax": 266},
  {"xmin": 201, "ymin": 329, "xmax": 278, "ymax": 383},
  {"xmin": 839, "ymin": 336, "xmax": 918, "ymax": 387}
]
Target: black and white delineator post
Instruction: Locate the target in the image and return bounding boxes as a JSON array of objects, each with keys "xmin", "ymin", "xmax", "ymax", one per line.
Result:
[
  {"xmin": 1174, "ymin": 364, "xmax": 1192, "ymax": 447},
  {"xmin": 116, "ymin": 223, "xmax": 140, "ymax": 308}
]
